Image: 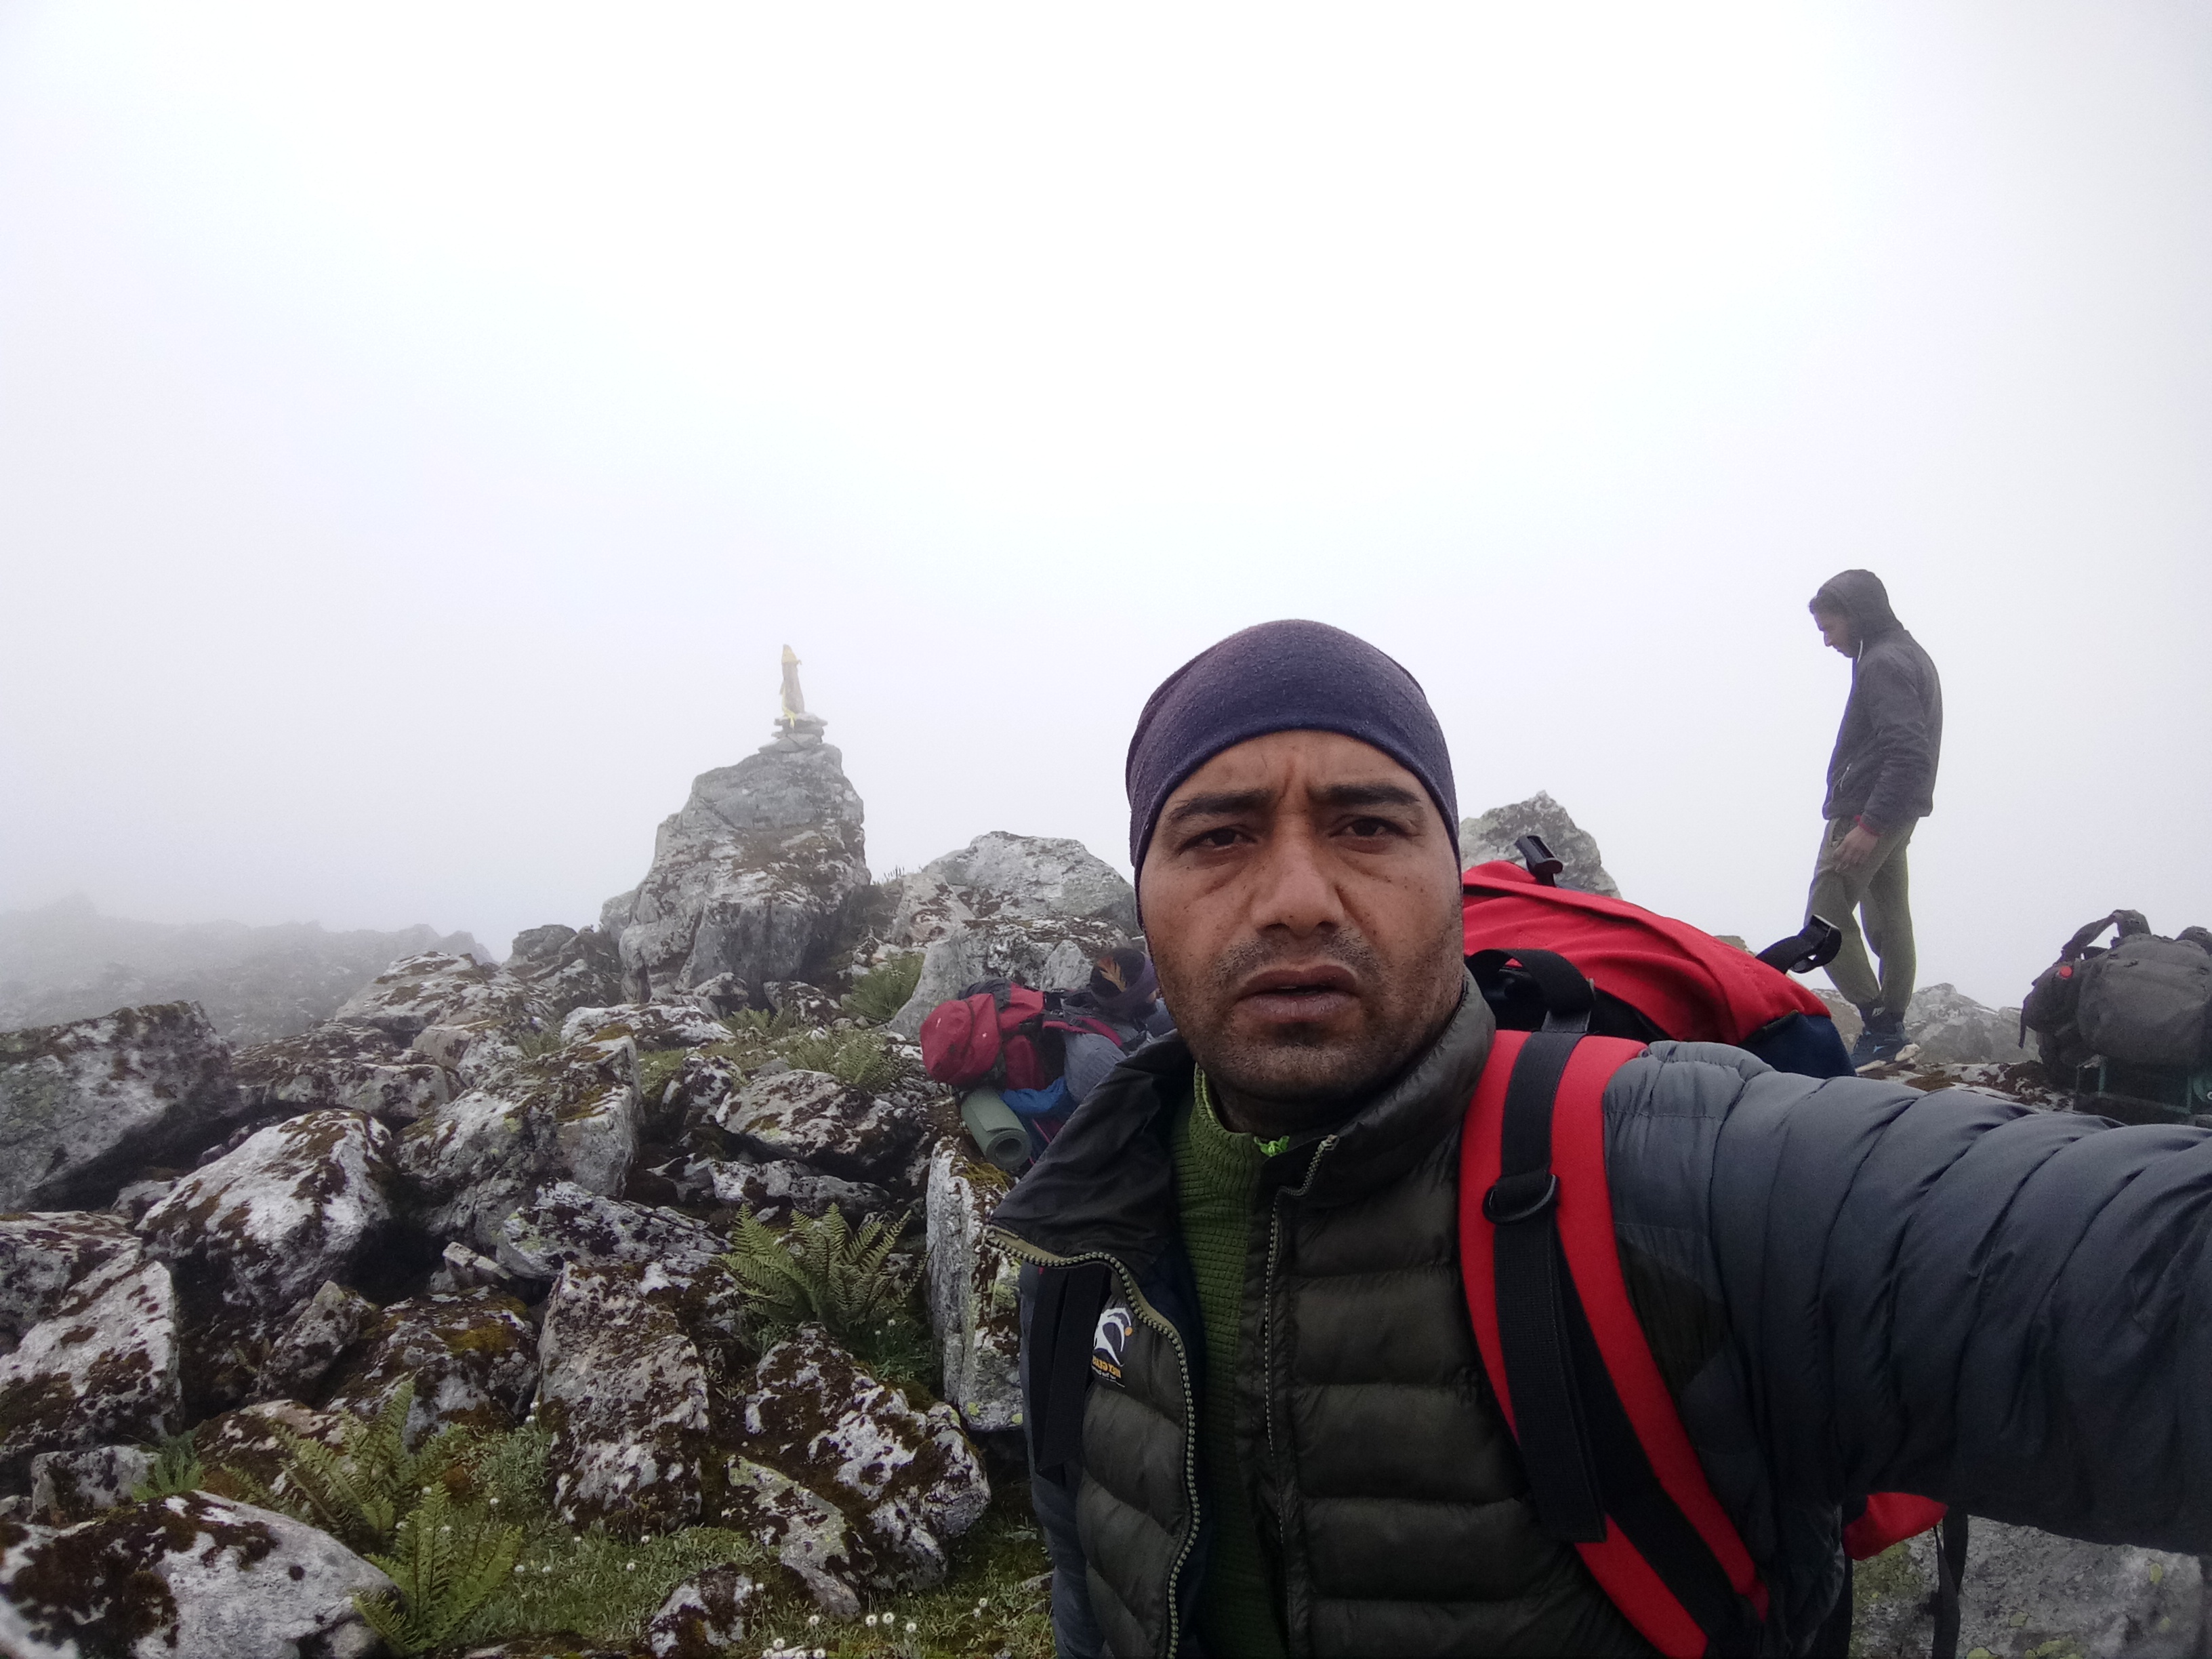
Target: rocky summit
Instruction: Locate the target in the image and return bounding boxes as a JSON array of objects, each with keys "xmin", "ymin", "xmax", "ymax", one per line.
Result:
[{"xmin": 0, "ymin": 707, "xmax": 2189, "ymax": 1653}]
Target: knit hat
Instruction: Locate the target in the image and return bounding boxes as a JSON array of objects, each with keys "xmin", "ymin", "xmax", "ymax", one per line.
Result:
[{"xmin": 1124, "ymin": 619, "xmax": 1459, "ymax": 879}]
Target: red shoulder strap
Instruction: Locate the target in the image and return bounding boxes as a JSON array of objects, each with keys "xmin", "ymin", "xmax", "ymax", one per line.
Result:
[{"xmin": 1460, "ymin": 1029, "xmax": 1768, "ymax": 1659}]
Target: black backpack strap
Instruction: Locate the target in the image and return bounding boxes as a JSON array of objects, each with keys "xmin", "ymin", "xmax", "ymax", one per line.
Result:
[
  {"xmin": 1482, "ymin": 1032, "xmax": 1765, "ymax": 1656},
  {"xmin": 1469, "ymin": 947, "xmax": 1597, "ymax": 1034},
  {"xmin": 1027, "ymin": 1261, "xmax": 1113, "ymax": 1486}
]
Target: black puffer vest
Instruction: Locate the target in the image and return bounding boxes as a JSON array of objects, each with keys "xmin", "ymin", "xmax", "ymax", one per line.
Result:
[{"xmin": 991, "ymin": 987, "xmax": 1653, "ymax": 1658}]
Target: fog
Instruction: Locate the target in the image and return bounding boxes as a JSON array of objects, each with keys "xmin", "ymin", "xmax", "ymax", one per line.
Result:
[{"xmin": 3, "ymin": 3, "xmax": 2207, "ymax": 1011}]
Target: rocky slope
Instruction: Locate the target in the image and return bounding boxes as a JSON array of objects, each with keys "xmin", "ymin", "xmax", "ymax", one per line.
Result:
[
  {"xmin": 0, "ymin": 738, "xmax": 2185, "ymax": 1652},
  {"xmin": 0, "ymin": 894, "xmax": 485, "ymax": 1044}
]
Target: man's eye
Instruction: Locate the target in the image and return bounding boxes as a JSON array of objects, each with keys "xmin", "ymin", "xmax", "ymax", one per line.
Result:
[
  {"xmin": 1188, "ymin": 825, "xmax": 1244, "ymax": 851},
  {"xmin": 1345, "ymin": 817, "xmax": 1402, "ymax": 839}
]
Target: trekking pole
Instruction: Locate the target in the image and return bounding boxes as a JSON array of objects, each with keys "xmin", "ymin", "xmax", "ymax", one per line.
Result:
[
  {"xmin": 1516, "ymin": 834, "xmax": 1564, "ymax": 886},
  {"xmin": 1929, "ymin": 1511, "xmax": 1969, "ymax": 1659}
]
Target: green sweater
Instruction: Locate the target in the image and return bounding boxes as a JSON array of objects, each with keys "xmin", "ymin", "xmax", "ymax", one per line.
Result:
[{"xmin": 1172, "ymin": 1073, "xmax": 1290, "ymax": 1659}]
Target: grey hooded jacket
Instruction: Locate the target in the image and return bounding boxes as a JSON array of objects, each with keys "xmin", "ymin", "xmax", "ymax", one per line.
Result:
[
  {"xmin": 993, "ymin": 985, "xmax": 2212, "ymax": 1657},
  {"xmin": 1812, "ymin": 569, "xmax": 1942, "ymax": 833}
]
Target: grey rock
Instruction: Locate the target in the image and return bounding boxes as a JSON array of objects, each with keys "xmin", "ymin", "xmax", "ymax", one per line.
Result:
[
  {"xmin": 250, "ymin": 1280, "xmax": 377, "ymax": 1404},
  {"xmin": 710, "ymin": 1158, "xmax": 890, "ymax": 1225},
  {"xmin": 0, "ymin": 1002, "xmax": 245, "ymax": 1211},
  {"xmin": 559, "ymin": 1001, "xmax": 732, "ymax": 1051},
  {"xmin": 711, "ymin": 1069, "xmax": 928, "ymax": 1187},
  {"xmin": 714, "ymin": 1456, "xmax": 864, "ymax": 1616},
  {"xmin": 645, "ymin": 1561, "xmax": 760, "ymax": 1656},
  {"xmin": 535, "ymin": 1261, "xmax": 709, "ymax": 1538},
  {"xmin": 139, "ymin": 1111, "xmax": 398, "ymax": 1412},
  {"xmin": 0, "ymin": 1236, "xmax": 180, "ymax": 1490},
  {"xmin": 0, "ymin": 891, "xmax": 482, "ymax": 1045},
  {"xmin": 321, "ymin": 1288, "xmax": 537, "ymax": 1447},
  {"xmin": 396, "ymin": 1033, "xmax": 641, "ymax": 1253},
  {"xmin": 0, "ymin": 1211, "xmax": 142, "ymax": 1351},
  {"xmin": 1853, "ymin": 1517, "xmax": 2200, "ymax": 1658},
  {"xmin": 745, "ymin": 1326, "xmax": 990, "ymax": 1591},
  {"xmin": 110, "ymin": 1178, "xmax": 179, "ymax": 1226},
  {"xmin": 28, "ymin": 1444, "xmax": 155, "ymax": 1523},
  {"xmin": 600, "ymin": 741, "xmax": 869, "ymax": 1004},
  {"xmin": 232, "ymin": 1020, "xmax": 449, "ymax": 1126},
  {"xmin": 495, "ymin": 1180, "xmax": 725, "ymax": 1286},
  {"xmin": 333, "ymin": 949, "xmax": 552, "ymax": 1042},
  {"xmin": 1905, "ymin": 983, "xmax": 2034, "ymax": 1066},
  {"xmin": 0, "ymin": 1492, "xmax": 392, "ymax": 1658},
  {"xmin": 924, "ymin": 1140, "xmax": 1022, "ymax": 1434},
  {"xmin": 1459, "ymin": 792, "xmax": 1620, "ymax": 897},
  {"xmin": 190, "ymin": 1399, "xmax": 349, "ymax": 1513},
  {"xmin": 885, "ymin": 834, "xmax": 1139, "ymax": 1038},
  {"xmin": 507, "ymin": 922, "xmax": 627, "ymax": 1020},
  {"xmin": 426, "ymin": 1241, "xmax": 518, "ymax": 1294}
]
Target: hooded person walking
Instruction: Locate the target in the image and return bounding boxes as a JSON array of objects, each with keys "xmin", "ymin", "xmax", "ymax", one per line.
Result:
[{"xmin": 1806, "ymin": 570, "xmax": 1943, "ymax": 1068}]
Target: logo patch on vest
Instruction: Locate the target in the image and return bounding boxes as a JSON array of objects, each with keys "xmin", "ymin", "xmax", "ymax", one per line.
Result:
[{"xmin": 1091, "ymin": 1302, "xmax": 1134, "ymax": 1385}]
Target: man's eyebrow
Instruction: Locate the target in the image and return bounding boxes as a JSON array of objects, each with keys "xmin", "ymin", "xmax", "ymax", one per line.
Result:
[
  {"xmin": 1163, "ymin": 788, "xmax": 1276, "ymax": 827},
  {"xmin": 1311, "ymin": 781, "xmax": 1427, "ymax": 811}
]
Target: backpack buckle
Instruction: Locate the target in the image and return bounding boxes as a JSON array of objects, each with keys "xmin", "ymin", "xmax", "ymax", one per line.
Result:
[{"xmin": 1482, "ymin": 1171, "xmax": 1559, "ymax": 1225}]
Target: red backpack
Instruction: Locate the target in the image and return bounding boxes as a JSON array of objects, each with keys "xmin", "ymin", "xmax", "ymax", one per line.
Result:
[
  {"xmin": 1462, "ymin": 859, "xmax": 1855, "ymax": 1079},
  {"xmin": 919, "ymin": 979, "xmax": 1124, "ymax": 1091},
  {"xmin": 1460, "ymin": 1027, "xmax": 1946, "ymax": 1658}
]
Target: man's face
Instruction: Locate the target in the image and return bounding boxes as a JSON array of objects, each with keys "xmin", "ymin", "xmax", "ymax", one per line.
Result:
[
  {"xmin": 1814, "ymin": 607, "xmax": 1855, "ymax": 655},
  {"xmin": 1138, "ymin": 730, "xmax": 1466, "ymax": 1134}
]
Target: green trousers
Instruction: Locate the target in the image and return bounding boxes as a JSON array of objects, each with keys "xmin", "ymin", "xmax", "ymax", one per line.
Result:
[{"xmin": 1807, "ymin": 817, "xmax": 1918, "ymax": 1023}]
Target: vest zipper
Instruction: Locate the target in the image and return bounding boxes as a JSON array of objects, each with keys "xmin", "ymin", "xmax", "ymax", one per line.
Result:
[
  {"xmin": 1261, "ymin": 1136, "xmax": 1336, "ymax": 1656},
  {"xmin": 988, "ymin": 1228, "xmax": 1204, "ymax": 1659}
]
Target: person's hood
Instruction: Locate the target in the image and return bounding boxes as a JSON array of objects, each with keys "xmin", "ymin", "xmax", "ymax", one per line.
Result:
[{"xmin": 1811, "ymin": 569, "xmax": 1902, "ymax": 643}]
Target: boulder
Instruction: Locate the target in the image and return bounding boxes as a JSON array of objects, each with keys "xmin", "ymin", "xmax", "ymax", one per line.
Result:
[
  {"xmin": 714, "ymin": 1455, "xmax": 865, "ymax": 1616},
  {"xmin": 711, "ymin": 1069, "xmax": 928, "ymax": 1188},
  {"xmin": 0, "ymin": 1211, "xmax": 142, "ymax": 1349},
  {"xmin": 599, "ymin": 733, "xmax": 869, "ymax": 1004},
  {"xmin": 333, "ymin": 949, "xmax": 550, "ymax": 1042},
  {"xmin": 321, "ymin": 1289, "xmax": 537, "ymax": 1446},
  {"xmin": 645, "ymin": 1561, "xmax": 760, "ymax": 1657},
  {"xmin": 762, "ymin": 981, "xmax": 845, "ymax": 1029},
  {"xmin": 110, "ymin": 1178, "xmax": 179, "ymax": 1226},
  {"xmin": 924, "ymin": 1141, "xmax": 1023, "ymax": 1435},
  {"xmin": 0, "ymin": 1003, "xmax": 246, "ymax": 1211},
  {"xmin": 535, "ymin": 1262, "xmax": 708, "ymax": 1538},
  {"xmin": 743, "ymin": 1326, "xmax": 989, "ymax": 1591},
  {"xmin": 1459, "ymin": 792, "xmax": 1620, "ymax": 897},
  {"xmin": 425, "ymin": 1242, "xmax": 520, "ymax": 1295},
  {"xmin": 507, "ymin": 922, "xmax": 627, "ymax": 1020},
  {"xmin": 884, "ymin": 834, "xmax": 1139, "ymax": 1038},
  {"xmin": 710, "ymin": 1158, "xmax": 890, "ymax": 1226},
  {"xmin": 560, "ymin": 1001, "xmax": 732, "ymax": 1051},
  {"xmin": 28, "ymin": 1446, "xmax": 155, "ymax": 1525},
  {"xmin": 0, "ymin": 1493, "xmax": 391, "ymax": 1658},
  {"xmin": 1853, "ymin": 1517, "xmax": 2201, "ymax": 1658},
  {"xmin": 232, "ymin": 1021, "xmax": 449, "ymax": 1126},
  {"xmin": 0, "ymin": 1240, "xmax": 180, "ymax": 1491},
  {"xmin": 396, "ymin": 1033, "xmax": 641, "ymax": 1253},
  {"xmin": 249, "ymin": 1280, "xmax": 377, "ymax": 1404},
  {"xmin": 138, "ymin": 1111, "xmax": 398, "ymax": 1412},
  {"xmin": 493, "ymin": 1181, "xmax": 730, "ymax": 1304},
  {"xmin": 1905, "ymin": 983, "xmax": 2034, "ymax": 1067}
]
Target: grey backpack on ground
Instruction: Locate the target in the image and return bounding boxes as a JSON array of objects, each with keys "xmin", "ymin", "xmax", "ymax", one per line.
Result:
[{"xmin": 2022, "ymin": 909, "xmax": 2212, "ymax": 1121}]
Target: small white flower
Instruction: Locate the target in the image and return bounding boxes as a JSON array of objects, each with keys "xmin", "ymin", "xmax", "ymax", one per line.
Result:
[
  {"xmin": 813, "ymin": 1649, "xmax": 826, "ymax": 1659},
  {"xmin": 865, "ymin": 1614, "xmax": 878, "ymax": 1627},
  {"xmin": 626, "ymin": 1560, "xmax": 637, "ymax": 1571},
  {"xmin": 905, "ymin": 1621, "xmax": 917, "ymax": 1634},
  {"xmin": 487, "ymin": 1496, "xmax": 499, "ymax": 1507},
  {"xmin": 811, "ymin": 1614, "xmax": 823, "ymax": 1627}
]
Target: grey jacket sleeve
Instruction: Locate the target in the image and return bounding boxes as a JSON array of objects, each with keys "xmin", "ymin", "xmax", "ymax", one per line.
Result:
[
  {"xmin": 1612, "ymin": 1042, "xmax": 2212, "ymax": 1553},
  {"xmin": 1851, "ymin": 644, "xmax": 1938, "ymax": 834}
]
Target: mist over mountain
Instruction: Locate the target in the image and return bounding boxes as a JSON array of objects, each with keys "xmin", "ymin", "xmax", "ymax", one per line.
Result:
[{"xmin": 0, "ymin": 894, "xmax": 484, "ymax": 1043}]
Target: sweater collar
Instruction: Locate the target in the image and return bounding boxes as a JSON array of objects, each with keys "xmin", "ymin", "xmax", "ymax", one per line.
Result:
[{"xmin": 990, "ymin": 973, "xmax": 1494, "ymax": 1270}]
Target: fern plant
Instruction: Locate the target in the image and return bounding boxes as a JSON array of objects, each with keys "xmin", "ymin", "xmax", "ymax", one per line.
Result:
[
  {"xmin": 777, "ymin": 1027, "xmax": 904, "ymax": 1092},
  {"xmin": 129, "ymin": 1431, "xmax": 203, "ymax": 1502},
  {"xmin": 218, "ymin": 1379, "xmax": 464, "ymax": 1552},
  {"xmin": 720, "ymin": 1206, "xmax": 914, "ymax": 1346},
  {"xmin": 844, "ymin": 953, "xmax": 924, "ymax": 1023},
  {"xmin": 356, "ymin": 1478, "xmax": 522, "ymax": 1656}
]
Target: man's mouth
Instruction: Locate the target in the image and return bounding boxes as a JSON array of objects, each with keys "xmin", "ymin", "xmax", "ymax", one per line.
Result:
[{"xmin": 1235, "ymin": 964, "xmax": 1359, "ymax": 1024}]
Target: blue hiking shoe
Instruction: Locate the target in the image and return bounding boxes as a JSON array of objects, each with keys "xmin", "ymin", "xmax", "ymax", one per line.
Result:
[{"xmin": 1850, "ymin": 1015, "xmax": 1914, "ymax": 1072}]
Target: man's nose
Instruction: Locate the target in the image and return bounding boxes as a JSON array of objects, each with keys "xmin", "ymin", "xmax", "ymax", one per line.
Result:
[{"xmin": 1246, "ymin": 823, "xmax": 1345, "ymax": 935}]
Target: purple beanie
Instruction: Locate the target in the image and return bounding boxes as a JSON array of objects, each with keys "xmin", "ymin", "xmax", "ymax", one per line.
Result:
[{"xmin": 1125, "ymin": 619, "xmax": 1460, "ymax": 877}]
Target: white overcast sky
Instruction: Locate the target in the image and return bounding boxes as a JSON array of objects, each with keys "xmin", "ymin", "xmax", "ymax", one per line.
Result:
[{"xmin": 3, "ymin": 3, "xmax": 2207, "ymax": 1009}]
